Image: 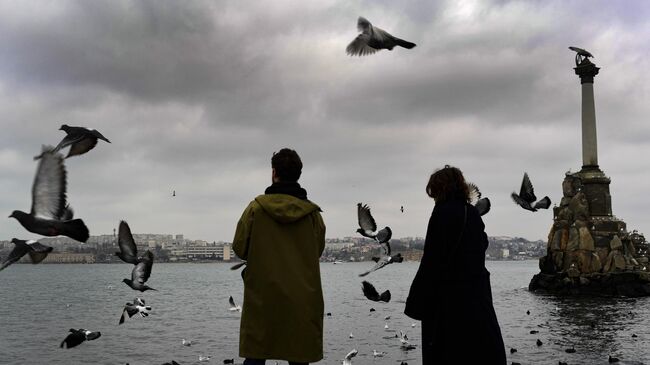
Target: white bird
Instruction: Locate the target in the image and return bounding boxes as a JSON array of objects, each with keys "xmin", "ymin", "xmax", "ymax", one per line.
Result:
[
  {"xmin": 198, "ymin": 355, "xmax": 211, "ymax": 362},
  {"xmin": 384, "ymin": 323, "xmax": 389, "ymax": 330},
  {"xmin": 228, "ymin": 296, "xmax": 242, "ymax": 312},
  {"xmin": 373, "ymin": 350, "xmax": 386, "ymax": 357},
  {"xmin": 349, "ymin": 332, "xmax": 354, "ymax": 338},
  {"xmin": 182, "ymin": 338, "xmax": 193, "ymax": 346},
  {"xmin": 346, "ymin": 17, "xmax": 416, "ymax": 56},
  {"xmin": 342, "ymin": 349, "xmax": 358, "ymax": 365},
  {"xmin": 411, "ymin": 323, "xmax": 416, "ymax": 328}
]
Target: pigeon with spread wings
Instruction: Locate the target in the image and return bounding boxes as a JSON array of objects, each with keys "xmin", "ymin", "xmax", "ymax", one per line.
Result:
[
  {"xmin": 511, "ymin": 173, "xmax": 551, "ymax": 212},
  {"xmin": 359, "ymin": 253, "xmax": 403, "ymax": 277},
  {"xmin": 119, "ymin": 297, "xmax": 151, "ymax": 324},
  {"xmin": 346, "ymin": 17, "xmax": 416, "ymax": 56},
  {"xmin": 123, "ymin": 250, "xmax": 156, "ymax": 292},
  {"xmin": 361, "ymin": 281, "xmax": 391, "ymax": 302},
  {"xmin": 35, "ymin": 124, "xmax": 110, "ymax": 160},
  {"xmin": 357, "ymin": 203, "xmax": 392, "ymax": 251},
  {"xmin": 10, "ymin": 146, "xmax": 89, "ymax": 242},
  {"xmin": 60, "ymin": 328, "xmax": 101, "ymax": 348},
  {"xmin": 467, "ymin": 182, "xmax": 491, "ymax": 216},
  {"xmin": 228, "ymin": 296, "xmax": 242, "ymax": 312},
  {"xmin": 115, "ymin": 220, "xmax": 140, "ymax": 264},
  {"xmin": 0, "ymin": 238, "xmax": 53, "ymax": 272}
]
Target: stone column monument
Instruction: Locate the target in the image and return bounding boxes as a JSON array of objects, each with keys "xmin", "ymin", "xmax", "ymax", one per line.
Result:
[{"xmin": 529, "ymin": 48, "xmax": 650, "ymax": 296}]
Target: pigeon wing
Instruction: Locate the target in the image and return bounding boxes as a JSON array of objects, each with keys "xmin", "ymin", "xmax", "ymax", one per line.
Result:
[
  {"xmin": 375, "ymin": 227, "xmax": 392, "ymax": 246},
  {"xmin": 229, "ymin": 296, "xmax": 236, "ymax": 308},
  {"xmin": 26, "ymin": 241, "xmax": 53, "ymax": 264},
  {"xmin": 66, "ymin": 137, "xmax": 98, "ymax": 158},
  {"xmin": 475, "ymin": 197, "xmax": 491, "ymax": 216},
  {"xmin": 519, "ymin": 173, "xmax": 537, "ymax": 203},
  {"xmin": 0, "ymin": 240, "xmax": 31, "ymax": 271},
  {"xmin": 370, "ymin": 25, "xmax": 393, "ymax": 42},
  {"xmin": 60, "ymin": 205, "xmax": 74, "ymax": 221},
  {"xmin": 467, "ymin": 182, "xmax": 481, "ymax": 204},
  {"xmin": 361, "ymin": 280, "xmax": 380, "ymax": 301},
  {"xmin": 132, "ymin": 251, "xmax": 154, "ymax": 284},
  {"xmin": 52, "ymin": 132, "xmax": 86, "ymax": 155},
  {"xmin": 511, "ymin": 192, "xmax": 532, "ymax": 210},
  {"xmin": 345, "ymin": 349, "xmax": 358, "ymax": 360},
  {"xmin": 357, "ymin": 17, "xmax": 372, "ymax": 33},
  {"xmin": 359, "ymin": 258, "xmax": 389, "ymax": 277},
  {"xmin": 90, "ymin": 129, "xmax": 111, "ymax": 143},
  {"xmin": 85, "ymin": 331, "xmax": 101, "ymax": 341},
  {"xmin": 357, "ymin": 203, "xmax": 377, "ymax": 233},
  {"xmin": 117, "ymin": 221, "xmax": 139, "ymax": 263},
  {"xmin": 533, "ymin": 196, "xmax": 551, "ymax": 210},
  {"xmin": 30, "ymin": 146, "xmax": 67, "ymax": 220},
  {"xmin": 346, "ymin": 34, "xmax": 378, "ymax": 56}
]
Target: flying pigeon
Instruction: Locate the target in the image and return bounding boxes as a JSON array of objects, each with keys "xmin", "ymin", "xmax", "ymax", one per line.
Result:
[
  {"xmin": 361, "ymin": 281, "xmax": 391, "ymax": 302},
  {"xmin": 228, "ymin": 296, "xmax": 242, "ymax": 312},
  {"xmin": 0, "ymin": 238, "xmax": 53, "ymax": 271},
  {"xmin": 467, "ymin": 182, "xmax": 491, "ymax": 216},
  {"xmin": 357, "ymin": 203, "xmax": 392, "ymax": 251},
  {"xmin": 511, "ymin": 173, "xmax": 551, "ymax": 212},
  {"xmin": 400, "ymin": 206, "xmax": 404, "ymax": 213},
  {"xmin": 346, "ymin": 17, "xmax": 416, "ymax": 56},
  {"xmin": 10, "ymin": 146, "xmax": 89, "ymax": 242},
  {"xmin": 35, "ymin": 124, "xmax": 110, "ymax": 160},
  {"xmin": 342, "ymin": 349, "xmax": 358, "ymax": 365},
  {"xmin": 123, "ymin": 250, "xmax": 156, "ymax": 292},
  {"xmin": 119, "ymin": 297, "xmax": 152, "ymax": 324},
  {"xmin": 116, "ymin": 221, "xmax": 140, "ymax": 264},
  {"xmin": 398, "ymin": 330, "xmax": 416, "ymax": 350},
  {"xmin": 60, "ymin": 328, "xmax": 101, "ymax": 348},
  {"xmin": 359, "ymin": 253, "xmax": 403, "ymax": 277},
  {"xmin": 172, "ymin": 190, "xmax": 176, "ymax": 197}
]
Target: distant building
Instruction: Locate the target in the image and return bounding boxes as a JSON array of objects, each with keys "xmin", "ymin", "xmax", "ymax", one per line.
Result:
[{"xmin": 40, "ymin": 253, "xmax": 96, "ymax": 264}]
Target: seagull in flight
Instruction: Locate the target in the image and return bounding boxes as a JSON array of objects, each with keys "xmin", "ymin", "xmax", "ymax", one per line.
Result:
[
  {"xmin": 35, "ymin": 124, "xmax": 110, "ymax": 160},
  {"xmin": 10, "ymin": 146, "xmax": 89, "ymax": 242},
  {"xmin": 0, "ymin": 238, "xmax": 53, "ymax": 272},
  {"xmin": 119, "ymin": 297, "xmax": 152, "ymax": 324},
  {"xmin": 342, "ymin": 349, "xmax": 358, "ymax": 365},
  {"xmin": 346, "ymin": 17, "xmax": 416, "ymax": 56},
  {"xmin": 228, "ymin": 296, "xmax": 242, "ymax": 312},
  {"xmin": 60, "ymin": 328, "xmax": 101, "ymax": 348},
  {"xmin": 511, "ymin": 173, "xmax": 551, "ymax": 212}
]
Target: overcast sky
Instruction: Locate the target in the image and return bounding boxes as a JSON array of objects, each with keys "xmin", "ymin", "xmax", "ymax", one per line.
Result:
[{"xmin": 1, "ymin": 0, "xmax": 648, "ymax": 243}]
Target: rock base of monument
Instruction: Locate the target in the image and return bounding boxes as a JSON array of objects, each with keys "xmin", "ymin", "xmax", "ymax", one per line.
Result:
[{"xmin": 529, "ymin": 271, "xmax": 650, "ymax": 297}]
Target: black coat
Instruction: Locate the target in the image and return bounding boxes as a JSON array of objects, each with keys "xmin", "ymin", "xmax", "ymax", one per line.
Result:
[{"xmin": 405, "ymin": 199, "xmax": 506, "ymax": 364}]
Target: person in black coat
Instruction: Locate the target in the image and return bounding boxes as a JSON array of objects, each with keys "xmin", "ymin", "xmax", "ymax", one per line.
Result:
[{"xmin": 404, "ymin": 165, "xmax": 506, "ymax": 364}]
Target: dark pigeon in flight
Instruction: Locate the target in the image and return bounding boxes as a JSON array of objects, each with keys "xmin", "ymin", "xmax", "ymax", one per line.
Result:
[
  {"xmin": 35, "ymin": 124, "xmax": 110, "ymax": 160},
  {"xmin": 10, "ymin": 146, "xmax": 89, "ymax": 242},
  {"xmin": 467, "ymin": 182, "xmax": 491, "ymax": 216},
  {"xmin": 0, "ymin": 238, "xmax": 53, "ymax": 271},
  {"xmin": 511, "ymin": 173, "xmax": 551, "ymax": 212},
  {"xmin": 123, "ymin": 250, "xmax": 156, "ymax": 292},
  {"xmin": 60, "ymin": 328, "xmax": 101, "ymax": 348},
  {"xmin": 346, "ymin": 17, "xmax": 416, "ymax": 56},
  {"xmin": 359, "ymin": 253, "xmax": 403, "ymax": 277},
  {"xmin": 357, "ymin": 203, "xmax": 392, "ymax": 247},
  {"xmin": 119, "ymin": 297, "xmax": 152, "ymax": 324},
  {"xmin": 116, "ymin": 221, "xmax": 140, "ymax": 264},
  {"xmin": 361, "ymin": 281, "xmax": 391, "ymax": 302}
]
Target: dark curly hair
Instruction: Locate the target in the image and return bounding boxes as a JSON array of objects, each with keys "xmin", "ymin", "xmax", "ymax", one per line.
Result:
[
  {"xmin": 272, "ymin": 148, "xmax": 302, "ymax": 182},
  {"xmin": 426, "ymin": 165, "xmax": 470, "ymax": 203}
]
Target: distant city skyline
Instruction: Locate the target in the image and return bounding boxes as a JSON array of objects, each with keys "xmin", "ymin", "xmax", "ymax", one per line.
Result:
[{"xmin": 1, "ymin": 1, "xmax": 649, "ymax": 243}]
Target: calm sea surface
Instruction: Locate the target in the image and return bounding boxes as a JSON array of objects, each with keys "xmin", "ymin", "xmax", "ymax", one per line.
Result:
[{"xmin": 1, "ymin": 261, "xmax": 649, "ymax": 365}]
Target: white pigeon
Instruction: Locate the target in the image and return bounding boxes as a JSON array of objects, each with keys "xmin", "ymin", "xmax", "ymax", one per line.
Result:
[
  {"xmin": 229, "ymin": 296, "xmax": 242, "ymax": 312},
  {"xmin": 384, "ymin": 323, "xmax": 389, "ymax": 330}
]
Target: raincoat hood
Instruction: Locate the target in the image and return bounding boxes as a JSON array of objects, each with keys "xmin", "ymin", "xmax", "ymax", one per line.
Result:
[{"xmin": 254, "ymin": 194, "xmax": 321, "ymax": 224}]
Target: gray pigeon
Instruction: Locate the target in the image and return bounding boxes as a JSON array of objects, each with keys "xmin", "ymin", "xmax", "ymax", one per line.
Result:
[
  {"xmin": 35, "ymin": 124, "xmax": 110, "ymax": 160},
  {"xmin": 359, "ymin": 253, "xmax": 403, "ymax": 277},
  {"xmin": 115, "ymin": 221, "xmax": 139, "ymax": 264},
  {"xmin": 361, "ymin": 281, "xmax": 391, "ymax": 302},
  {"xmin": 467, "ymin": 182, "xmax": 491, "ymax": 216},
  {"xmin": 0, "ymin": 238, "xmax": 53, "ymax": 271},
  {"xmin": 119, "ymin": 297, "xmax": 152, "ymax": 324},
  {"xmin": 357, "ymin": 203, "xmax": 392, "ymax": 250},
  {"xmin": 347, "ymin": 17, "xmax": 416, "ymax": 56},
  {"xmin": 60, "ymin": 328, "xmax": 101, "ymax": 348},
  {"xmin": 10, "ymin": 146, "xmax": 89, "ymax": 242},
  {"xmin": 511, "ymin": 173, "xmax": 551, "ymax": 212},
  {"xmin": 123, "ymin": 250, "xmax": 156, "ymax": 292},
  {"xmin": 342, "ymin": 349, "xmax": 358, "ymax": 365}
]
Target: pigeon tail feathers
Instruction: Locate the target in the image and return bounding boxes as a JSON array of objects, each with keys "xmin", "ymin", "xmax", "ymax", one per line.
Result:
[
  {"xmin": 395, "ymin": 38, "xmax": 416, "ymax": 49},
  {"xmin": 379, "ymin": 290, "xmax": 391, "ymax": 302},
  {"xmin": 61, "ymin": 219, "xmax": 89, "ymax": 242}
]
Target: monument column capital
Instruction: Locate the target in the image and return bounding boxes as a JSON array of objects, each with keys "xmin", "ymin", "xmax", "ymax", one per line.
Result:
[{"xmin": 574, "ymin": 60, "xmax": 600, "ymax": 84}]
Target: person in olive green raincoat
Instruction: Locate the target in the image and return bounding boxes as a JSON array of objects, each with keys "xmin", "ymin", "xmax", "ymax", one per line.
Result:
[{"xmin": 233, "ymin": 148, "xmax": 326, "ymax": 365}]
